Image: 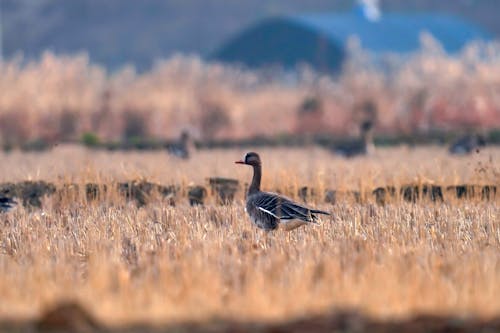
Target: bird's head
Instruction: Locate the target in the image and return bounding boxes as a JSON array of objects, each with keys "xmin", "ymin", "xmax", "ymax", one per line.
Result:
[{"xmin": 235, "ymin": 152, "xmax": 261, "ymax": 167}]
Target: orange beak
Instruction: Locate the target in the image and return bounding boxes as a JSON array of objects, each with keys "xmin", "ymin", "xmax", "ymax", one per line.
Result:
[{"xmin": 235, "ymin": 160, "xmax": 245, "ymax": 164}]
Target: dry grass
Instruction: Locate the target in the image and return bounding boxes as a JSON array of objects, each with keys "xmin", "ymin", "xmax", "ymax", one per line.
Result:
[{"xmin": 0, "ymin": 146, "xmax": 498, "ymax": 327}]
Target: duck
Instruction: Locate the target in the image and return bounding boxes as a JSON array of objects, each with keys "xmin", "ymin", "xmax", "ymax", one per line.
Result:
[
  {"xmin": 167, "ymin": 130, "xmax": 192, "ymax": 159},
  {"xmin": 0, "ymin": 196, "xmax": 17, "ymax": 213},
  {"xmin": 449, "ymin": 133, "xmax": 486, "ymax": 155},
  {"xmin": 235, "ymin": 152, "xmax": 330, "ymax": 231},
  {"xmin": 333, "ymin": 120, "xmax": 375, "ymax": 158}
]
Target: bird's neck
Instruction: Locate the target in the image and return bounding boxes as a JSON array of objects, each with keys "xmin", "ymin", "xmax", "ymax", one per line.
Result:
[{"xmin": 248, "ymin": 164, "xmax": 261, "ymax": 194}]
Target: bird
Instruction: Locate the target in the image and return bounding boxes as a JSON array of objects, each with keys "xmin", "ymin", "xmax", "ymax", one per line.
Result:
[
  {"xmin": 449, "ymin": 133, "xmax": 486, "ymax": 155},
  {"xmin": 167, "ymin": 130, "xmax": 192, "ymax": 159},
  {"xmin": 333, "ymin": 120, "xmax": 375, "ymax": 158},
  {"xmin": 0, "ymin": 196, "xmax": 17, "ymax": 213},
  {"xmin": 235, "ymin": 152, "xmax": 330, "ymax": 231}
]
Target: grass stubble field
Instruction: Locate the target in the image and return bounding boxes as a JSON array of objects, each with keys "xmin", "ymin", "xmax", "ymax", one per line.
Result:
[{"xmin": 0, "ymin": 145, "xmax": 499, "ymax": 331}]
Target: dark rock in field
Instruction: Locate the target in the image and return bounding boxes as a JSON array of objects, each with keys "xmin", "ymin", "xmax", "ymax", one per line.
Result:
[
  {"xmin": 208, "ymin": 177, "xmax": 239, "ymax": 205},
  {"xmin": 188, "ymin": 185, "xmax": 207, "ymax": 206},
  {"xmin": 36, "ymin": 302, "xmax": 101, "ymax": 332}
]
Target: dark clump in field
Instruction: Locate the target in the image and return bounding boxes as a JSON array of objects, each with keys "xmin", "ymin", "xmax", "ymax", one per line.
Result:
[
  {"xmin": 36, "ymin": 302, "xmax": 100, "ymax": 332},
  {"xmin": 372, "ymin": 183, "xmax": 499, "ymax": 205},
  {"xmin": 481, "ymin": 185, "xmax": 497, "ymax": 200},
  {"xmin": 400, "ymin": 184, "xmax": 444, "ymax": 203},
  {"xmin": 208, "ymin": 177, "xmax": 239, "ymax": 204},
  {"xmin": 448, "ymin": 184, "xmax": 477, "ymax": 199},
  {"xmin": 86, "ymin": 183, "xmax": 108, "ymax": 201},
  {"xmin": 372, "ymin": 186, "xmax": 396, "ymax": 206},
  {"xmin": 1, "ymin": 304, "xmax": 499, "ymax": 333},
  {"xmin": 188, "ymin": 185, "xmax": 207, "ymax": 206},
  {"xmin": 0, "ymin": 181, "xmax": 56, "ymax": 208},
  {"xmin": 117, "ymin": 181, "xmax": 178, "ymax": 206},
  {"xmin": 117, "ymin": 181, "xmax": 155, "ymax": 206},
  {"xmin": 446, "ymin": 185, "xmax": 498, "ymax": 201},
  {"xmin": 0, "ymin": 181, "xmax": 497, "ymax": 210},
  {"xmin": 156, "ymin": 184, "xmax": 179, "ymax": 205}
]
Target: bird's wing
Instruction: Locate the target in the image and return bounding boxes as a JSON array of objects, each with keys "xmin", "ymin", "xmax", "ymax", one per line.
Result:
[{"xmin": 253, "ymin": 193, "xmax": 313, "ymax": 222}]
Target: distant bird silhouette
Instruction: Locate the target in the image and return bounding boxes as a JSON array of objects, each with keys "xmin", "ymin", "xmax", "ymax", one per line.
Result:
[
  {"xmin": 334, "ymin": 120, "xmax": 375, "ymax": 158},
  {"xmin": 449, "ymin": 133, "xmax": 486, "ymax": 155},
  {"xmin": 0, "ymin": 197, "xmax": 17, "ymax": 213},
  {"xmin": 235, "ymin": 152, "xmax": 330, "ymax": 231},
  {"xmin": 167, "ymin": 131, "xmax": 192, "ymax": 159}
]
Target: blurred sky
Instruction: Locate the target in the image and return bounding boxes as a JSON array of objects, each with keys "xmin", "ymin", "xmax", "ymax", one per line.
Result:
[{"xmin": 1, "ymin": 0, "xmax": 498, "ymax": 70}]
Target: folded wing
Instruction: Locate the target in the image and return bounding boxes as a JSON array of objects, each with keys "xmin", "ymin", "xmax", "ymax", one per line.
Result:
[{"xmin": 253, "ymin": 193, "xmax": 328, "ymax": 222}]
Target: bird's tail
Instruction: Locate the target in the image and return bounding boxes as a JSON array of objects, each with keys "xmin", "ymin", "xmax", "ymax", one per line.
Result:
[{"xmin": 311, "ymin": 209, "xmax": 330, "ymax": 216}]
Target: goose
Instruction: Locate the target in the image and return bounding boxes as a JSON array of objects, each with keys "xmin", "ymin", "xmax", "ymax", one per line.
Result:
[
  {"xmin": 235, "ymin": 152, "xmax": 330, "ymax": 231},
  {"xmin": 334, "ymin": 120, "xmax": 375, "ymax": 158},
  {"xmin": 0, "ymin": 196, "xmax": 17, "ymax": 213},
  {"xmin": 167, "ymin": 130, "xmax": 192, "ymax": 159},
  {"xmin": 449, "ymin": 133, "xmax": 486, "ymax": 155}
]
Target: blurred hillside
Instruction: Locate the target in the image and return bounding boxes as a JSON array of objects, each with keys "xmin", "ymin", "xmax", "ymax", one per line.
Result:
[{"xmin": 2, "ymin": 0, "xmax": 499, "ymax": 71}]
